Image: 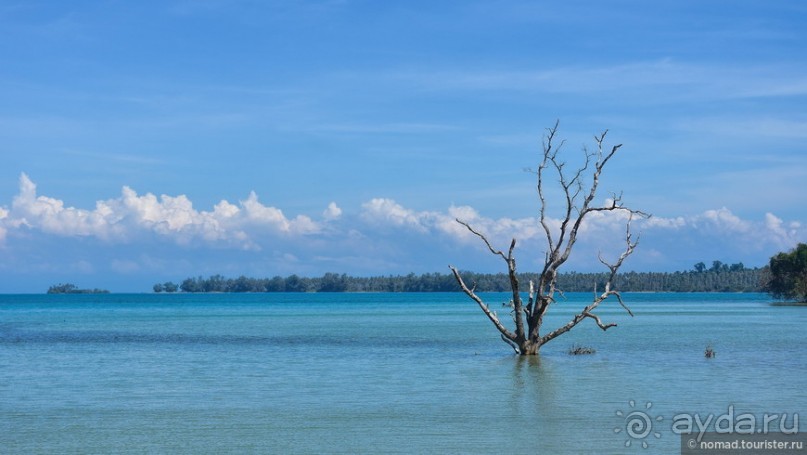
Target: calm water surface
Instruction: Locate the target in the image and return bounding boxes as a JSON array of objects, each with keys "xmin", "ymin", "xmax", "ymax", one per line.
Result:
[{"xmin": 1, "ymin": 292, "xmax": 804, "ymax": 453}]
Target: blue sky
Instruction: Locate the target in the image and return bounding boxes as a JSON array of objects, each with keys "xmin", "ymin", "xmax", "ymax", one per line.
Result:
[{"xmin": 1, "ymin": 0, "xmax": 806, "ymax": 292}]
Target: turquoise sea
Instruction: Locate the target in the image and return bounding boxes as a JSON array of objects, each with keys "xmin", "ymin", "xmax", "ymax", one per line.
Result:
[{"xmin": 1, "ymin": 292, "xmax": 804, "ymax": 454}]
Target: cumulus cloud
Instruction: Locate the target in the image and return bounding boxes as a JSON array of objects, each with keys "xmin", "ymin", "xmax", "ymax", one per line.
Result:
[
  {"xmin": 360, "ymin": 198, "xmax": 429, "ymax": 231},
  {"xmin": 10, "ymin": 174, "xmax": 125, "ymax": 240},
  {"xmin": 1, "ymin": 174, "xmax": 805, "ymax": 276},
  {"xmin": 1, "ymin": 173, "xmax": 327, "ymax": 248},
  {"xmin": 358, "ymin": 198, "xmax": 542, "ymax": 245},
  {"xmin": 323, "ymin": 202, "xmax": 342, "ymax": 221},
  {"xmin": 647, "ymin": 208, "xmax": 804, "ymax": 252},
  {"xmin": 356, "ymin": 196, "xmax": 806, "ymax": 252},
  {"xmin": 240, "ymin": 191, "xmax": 320, "ymax": 234},
  {"xmin": 356, "ymin": 198, "xmax": 807, "ymax": 269},
  {"xmin": 763, "ymin": 213, "xmax": 802, "ymax": 249}
]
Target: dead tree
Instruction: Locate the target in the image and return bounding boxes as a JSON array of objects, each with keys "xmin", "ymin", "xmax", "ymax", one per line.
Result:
[{"xmin": 449, "ymin": 122, "xmax": 649, "ymax": 355}]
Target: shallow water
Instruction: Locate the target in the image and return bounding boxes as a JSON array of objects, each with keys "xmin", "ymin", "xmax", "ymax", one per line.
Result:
[{"xmin": 1, "ymin": 292, "xmax": 804, "ymax": 453}]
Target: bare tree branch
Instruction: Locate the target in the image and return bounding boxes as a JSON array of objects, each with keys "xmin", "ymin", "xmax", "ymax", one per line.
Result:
[
  {"xmin": 451, "ymin": 121, "xmax": 649, "ymax": 355},
  {"xmin": 454, "ymin": 219, "xmax": 527, "ymax": 345},
  {"xmin": 449, "ymin": 265, "xmax": 517, "ymax": 341},
  {"xmin": 501, "ymin": 334, "xmax": 521, "ymax": 354},
  {"xmin": 583, "ymin": 311, "xmax": 618, "ymax": 330},
  {"xmin": 455, "ymin": 219, "xmax": 506, "ymax": 261},
  {"xmin": 540, "ymin": 214, "xmax": 640, "ymax": 345},
  {"xmin": 537, "ymin": 121, "xmax": 560, "ymax": 257}
]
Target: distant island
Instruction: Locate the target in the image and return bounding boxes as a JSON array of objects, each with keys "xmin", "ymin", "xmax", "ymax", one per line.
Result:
[
  {"xmin": 47, "ymin": 283, "xmax": 110, "ymax": 294},
  {"xmin": 155, "ymin": 261, "xmax": 766, "ymax": 294}
]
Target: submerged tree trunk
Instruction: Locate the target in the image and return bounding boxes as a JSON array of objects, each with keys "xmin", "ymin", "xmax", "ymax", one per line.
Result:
[{"xmin": 450, "ymin": 121, "xmax": 648, "ymax": 355}]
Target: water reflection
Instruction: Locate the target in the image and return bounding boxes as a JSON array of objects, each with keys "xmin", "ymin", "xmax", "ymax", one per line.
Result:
[{"xmin": 505, "ymin": 355, "xmax": 574, "ymax": 451}]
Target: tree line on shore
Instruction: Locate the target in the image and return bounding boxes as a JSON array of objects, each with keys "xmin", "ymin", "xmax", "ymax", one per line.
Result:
[
  {"xmin": 47, "ymin": 283, "xmax": 110, "ymax": 294},
  {"xmin": 153, "ymin": 261, "xmax": 766, "ymax": 294}
]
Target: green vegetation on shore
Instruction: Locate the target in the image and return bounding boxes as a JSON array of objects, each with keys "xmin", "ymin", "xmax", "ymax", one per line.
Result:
[
  {"xmin": 764, "ymin": 243, "xmax": 807, "ymax": 303},
  {"xmin": 157, "ymin": 261, "xmax": 764, "ymax": 293},
  {"xmin": 47, "ymin": 283, "xmax": 110, "ymax": 294}
]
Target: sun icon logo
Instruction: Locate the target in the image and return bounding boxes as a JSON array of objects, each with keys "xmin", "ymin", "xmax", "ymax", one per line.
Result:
[{"xmin": 614, "ymin": 400, "xmax": 663, "ymax": 449}]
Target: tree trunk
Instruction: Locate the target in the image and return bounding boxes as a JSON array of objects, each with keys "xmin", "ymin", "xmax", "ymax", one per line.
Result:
[{"xmin": 519, "ymin": 339, "xmax": 540, "ymax": 355}]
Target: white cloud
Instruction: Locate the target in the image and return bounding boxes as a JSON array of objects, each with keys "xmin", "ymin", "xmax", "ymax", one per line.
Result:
[
  {"xmin": 1, "ymin": 173, "xmax": 325, "ymax": 247},
  {"xmin": 359, "ymin": 198, "xmax": 542, "ymax": 246},
  {"xmin": 360, "ymin": 198, "xmax": 429, "ymax": 232},
  {"xmin": 323, "ymin": 202, "xmax": 342, "ymax": 221},
  {"xmin": 11, "ymin": 173, "xmax": 124, "ymax": 240},
  {"xmin": 212, "ymin": 199, "xmax": 240, "ymax": 218},
  {"xmin": 640, "ymin": 208, "xmax": 806, "ymax": 254},
  {"xmin": 1, "ymin": 175, "xmax": 806, "ymax": 278},
  {"xmin": 443, "ymin": 205, "xmax": 543, "ymax": 246},
  {"xmin": 644, "ymin": 215, "xmax": 686, "ymax": 229},
  {"xmin": 357, "ymin": 198, "xmax": 806, "ymax": 268},
  {"xmin": 241, "ymin": 191, "xmax": 291, "ymax": 230},
  {"xmin": 0, "ymin": 206, "xmax": 7, "ymax": 243},
  {"xmin": 240, "ymin": 191, "xmax": 321, "ymax": 235},
  {"xmin": 763, "ymin": 212, "xmax": 802, "ymax": 249},
  {"xmin": 700, "ymin": 207, "xmax": 750, "ymax": 233}
]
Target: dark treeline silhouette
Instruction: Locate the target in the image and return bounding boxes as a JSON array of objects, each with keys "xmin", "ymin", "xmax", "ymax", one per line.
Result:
[
  {"xmin": 47, "ymin": 283, "xmax": 110, "ymax": 294},
  {"xmin": 159, "ymin": 262, "xmax": 766, "ymax": 293}
]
